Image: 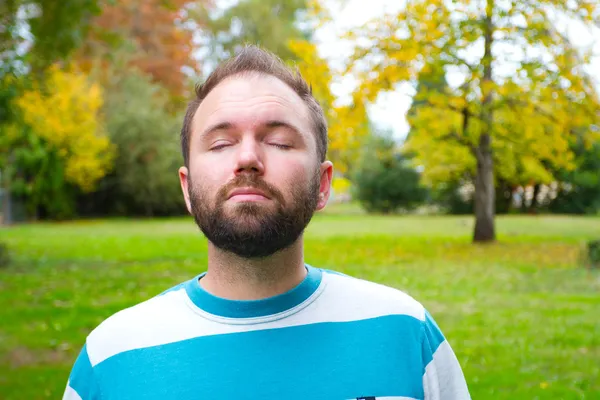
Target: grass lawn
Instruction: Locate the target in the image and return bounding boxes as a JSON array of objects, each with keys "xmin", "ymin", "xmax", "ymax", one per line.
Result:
[{"xmin": 1, "ymin": 206, "xmax": 599, "ymax": 399}]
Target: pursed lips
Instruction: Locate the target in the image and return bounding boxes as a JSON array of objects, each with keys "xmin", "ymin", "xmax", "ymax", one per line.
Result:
[{"xmin": 227, "ymin": 187, "xmax": 271, "ymax": 201}]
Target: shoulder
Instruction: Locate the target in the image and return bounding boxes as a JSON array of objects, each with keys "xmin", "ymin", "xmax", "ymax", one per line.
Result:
[
  {"xmin": 84, "ymin": 279, "xmax": 193, "ymax": 367},
  {"xmin": 319, "ymin": 268, "xmax": 426, "ymax": 322}
]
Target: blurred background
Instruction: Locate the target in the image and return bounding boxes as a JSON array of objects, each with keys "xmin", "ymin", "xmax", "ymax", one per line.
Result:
[{"xmin": 0, "ymin": 0, "xmax": 599, "ymax": 398}]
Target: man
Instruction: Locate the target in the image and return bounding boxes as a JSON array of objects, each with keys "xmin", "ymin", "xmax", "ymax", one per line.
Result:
[{"xmin": 64, "ymin": 46, "xmax": 470, "ymax": 400}]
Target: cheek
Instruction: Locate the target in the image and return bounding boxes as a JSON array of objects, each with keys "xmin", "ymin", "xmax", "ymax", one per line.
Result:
[
  {"xmin": 268, "ymin": 157, "xmax": 314, "ymax": 190},
  {"xmin": 192, "ymin": 150, "xmax": 237, "ymax": 180},
  {"xmin": 189, "ymin": 162, "xmax": 223, "ymax": 194}
]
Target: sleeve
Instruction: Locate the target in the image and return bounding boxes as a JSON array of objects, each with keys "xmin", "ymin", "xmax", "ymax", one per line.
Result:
[
  {"xmin": 421, "ymin": 310, "xmax": 471, "ymax": 400},
  {"xmin": 63, "ymin": 343, "xmax": 101, "ymax": 400}
]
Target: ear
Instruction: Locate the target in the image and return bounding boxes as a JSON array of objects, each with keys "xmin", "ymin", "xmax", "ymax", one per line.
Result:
[
  {"xmin": 316, "ymin": 161, "xmax": 334, "ymax": 211},
  {"xmin": 179, "ymin": 166, "xmax": 193, "ymax": 214}
]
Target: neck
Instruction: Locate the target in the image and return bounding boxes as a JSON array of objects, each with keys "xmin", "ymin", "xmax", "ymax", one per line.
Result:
[{"xmin": 200, "ymin": 237, "xmax": 307, "ymax": 300}]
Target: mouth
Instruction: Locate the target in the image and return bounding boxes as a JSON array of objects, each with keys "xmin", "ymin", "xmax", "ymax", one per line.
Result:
[{"xmin": 227, "ymin": 187, "xmax": 271, "ymax": 202}]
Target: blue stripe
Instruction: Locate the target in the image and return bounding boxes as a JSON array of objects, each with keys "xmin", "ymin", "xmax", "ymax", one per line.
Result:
[
  {"xmin": 69, "ymin": 344, "xmax": 98, "ymax": 399},
  {"xmin": 183, "ymin": 264, "xmax": 322, "ymax": 318},
  {"xmin": 421, "ymin": 310, "xmax": 446, "ymax": 367},
  {"xmin": 94, "ymin": 315, "xmax": 425, "ymax": 400}
]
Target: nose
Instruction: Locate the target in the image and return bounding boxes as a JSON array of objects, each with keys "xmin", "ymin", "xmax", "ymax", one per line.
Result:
[{"xmin": 234, "ymin": 137, "xmax": 265, "ymax": 176}]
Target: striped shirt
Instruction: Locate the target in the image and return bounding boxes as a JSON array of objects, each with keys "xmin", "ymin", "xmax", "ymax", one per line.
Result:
[{"xmin": 63, "ymin": 265, "xmax": 470, "ymax": 400}]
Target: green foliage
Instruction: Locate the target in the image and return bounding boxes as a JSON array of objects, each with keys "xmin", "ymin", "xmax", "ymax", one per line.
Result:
[
  {"xmin": 0, "ymin": 242, "xmax": 10, "ymax": 268},
  {"xmin": 15, "ymin": 66, "xmax": 113, "ymax": 192},
  {"xmin": 11, "ymin": 135, "xmax": 80, "ymax": 219},
  {"xmin": 27, "ymin": 0, "xmax": 101, "ymax": 70},
  {"xmin": 1, "ymin": 0, "xmax": 101, "ymax": 221},
  {"xmin": 0, "ymin": 0, "xmax": 101, "ymax": 73},
  {"xmin": 78, "ymin": 70, "xmax": 184, "ymax": 216},
  {"xmin": 353, "ymin": 134, "xmax": 427, "ymax": 213},
  {"xmin": 0, "ymin": 74, "xmax": 21, "ymax": 172},
  {"xmin": 1, "ymin": 77, "xmax": 78, "ymax": 220},
  {"xmin": 430, "ymin": 179, "xmax": 473, "ymax": 215},
  {"xmin": 3, "ymin": 67, "xmax": 113, "ymax": 220},
  {"xmin": 431, "ymin": 177, "xmax": 521, "ymax": 215},
  {"xmin": 548, "ymin": 142, "xmax": 600, "ymax": 215},
  {"xmin": 193, "ymin": 0, "xmax": 311, "ymax": 64},
  {"xmin": 588, "ymin": 240, "xmax": 600, "ymax": 268}
]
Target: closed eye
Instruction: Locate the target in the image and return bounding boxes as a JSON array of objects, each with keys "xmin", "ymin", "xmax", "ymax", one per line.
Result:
[
  {"xmin": 271, "ymin": 143, "xmax": 292, "ymax": 150},
  {"xmin": 210, "ymin": 143, "xmax": 232, "ymax": 151},
  {"xmin": 269, "ymin": 143, "xmax": 292, "ymax": 150}
]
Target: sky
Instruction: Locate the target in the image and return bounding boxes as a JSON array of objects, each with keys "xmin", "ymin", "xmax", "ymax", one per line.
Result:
[
  {"xmin": 312, "ymin": 0, "xmax": 600, "ymax": 141},
  {"xmin": 313, "ymin": 0, "xmax": 411, "ymax": 139}
]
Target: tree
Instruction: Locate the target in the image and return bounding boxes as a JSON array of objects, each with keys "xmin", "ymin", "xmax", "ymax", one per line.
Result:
[
  {"xmin": 76, "ymin": 0, "xmax": 198, "ymax": 98},
  {"xmin": 333, "ymin": 0, "xmax": 600, "ymax": 242},
  {"xmin": 4, "ymin": 66, "xmax": 113, "ymax": 219},
  {"xmin": 16, "ymin": 66, "xmax": 112, "ymax": 191},
  {"xmin": 78, "ymin": 69, "xmax": 184, "ymax": 217},
  {"xmin": 0, "ymin": 0, "xmax": 101, "ymax": 73},
  {"xmin": 353, "ymin": 133, "xmax": 427, "ymax": 214},
  {"xmin": 191, "ymin": 0, "xmax": 311, "ymax": 64},
  {"xmin": 1, "ymin": 0, "xmax": 102, "ymax": 223}
]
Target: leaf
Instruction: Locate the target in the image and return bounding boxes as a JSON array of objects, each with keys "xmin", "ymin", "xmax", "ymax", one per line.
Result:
[{"xmin": 15, "ymin": 65, "xmax": 114, "ymax": 192}]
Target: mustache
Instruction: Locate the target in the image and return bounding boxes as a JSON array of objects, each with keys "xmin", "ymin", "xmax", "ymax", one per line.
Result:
[{"xmin": 217, "ymin": 175, "xmax": 285, "ymax": 205}]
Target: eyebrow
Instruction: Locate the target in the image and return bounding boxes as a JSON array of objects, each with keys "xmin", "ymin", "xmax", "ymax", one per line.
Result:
[
  {"xmin": 264, "ymin": 120, "xmax": 303, "ymax": 136},
  {"xmin": 200, "ymin": 120, "xmax": 303, "ymax": 138},
  {"xmin": 201, "ymin": 122, "xmax": 233, "ymax": 137}
]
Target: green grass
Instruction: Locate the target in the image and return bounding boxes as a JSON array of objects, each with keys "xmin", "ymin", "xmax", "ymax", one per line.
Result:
[{"xmin": 1, "ymin": 207, "xmax": 599, "ymax": 399}]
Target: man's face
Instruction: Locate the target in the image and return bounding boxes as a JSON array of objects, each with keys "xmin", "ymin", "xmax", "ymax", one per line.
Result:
[{"xmin": 179, "ymin": 73, "xmax": 332, "ymax": 258}]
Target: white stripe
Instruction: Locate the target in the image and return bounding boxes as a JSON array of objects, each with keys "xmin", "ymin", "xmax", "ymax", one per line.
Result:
[
  {"xmin": 62, "ymin": 382, "xmax": 82, "ymax": 400},
  {"xmin": 87, "ymin": 272, "xmax": 425, "ymax": 366},
  {"xmin": 423, "ymin": 341, "xmax": 471, "ymax": 400}
]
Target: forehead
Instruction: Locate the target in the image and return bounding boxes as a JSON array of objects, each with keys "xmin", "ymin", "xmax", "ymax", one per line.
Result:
[{"xmin": 192, "ymin": 73, "xmax": 312, "ymax": 133}]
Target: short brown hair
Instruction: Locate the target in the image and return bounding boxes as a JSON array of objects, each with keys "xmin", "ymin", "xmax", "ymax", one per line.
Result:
[{"xmin": 180, "ymin": 45, "xmax": 328, "ymax": 167}]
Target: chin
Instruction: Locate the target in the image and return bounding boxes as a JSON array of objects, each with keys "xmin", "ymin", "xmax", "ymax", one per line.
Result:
[
  {"xmin": 228, "ymin": 201, "xmax": 272, "ymax": 214},
  {"xmin": 226, "ymin": 205, "xmax": 271, "ymax": 222}
]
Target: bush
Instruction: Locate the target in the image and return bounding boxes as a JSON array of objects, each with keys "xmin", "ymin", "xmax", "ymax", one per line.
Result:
[
  {"xmin": 548, "ymin": 142, "xmax": 600, "ymax": 215},
  {"xmin": 0, "ymin": 242, "xmax": 10, "ymax": 268},
  {"xmin": 78, "ymin": 70, "xmax": 185, "ymax": 217},
  {"xmin": 587, "ymin": 240, "xmax": 600, "ymax": 269},
  {"xmin": 352, "ymin": 134, "xmax": 428, "ymax": 213},
  {"xmin": 430, "ymin": 180, "xmax": 473, "ymax": 215},
  {"xmin": 430, "ymin": 178, "xmax": 519, "ymax": 215}
]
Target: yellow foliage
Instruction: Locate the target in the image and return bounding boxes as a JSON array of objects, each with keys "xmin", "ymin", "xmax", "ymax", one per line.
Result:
[
  {"xmin": 321, "ymin": 0, "xmax": 600, "ymax": 188},
  {"xmin": 289, "ymin": 39, "xmax": 369, "ymax": 176},
  {"xmin": 405, "ymin": 104, "xmax": 476, "ymax": 184},
  {"xmin": 287, "ymin": 39, "xmax": 334, "ymax": 109},
  {"xmin": 16, "ymin": 65, "xmax": 114, "ymax": 191},
  {"xmin": 332, "ymin": 176, "xmax": 351, "ymax": 195},
  {"xmin": 305, "ymin": 0, "xmax": 332, "ymax": 28}
]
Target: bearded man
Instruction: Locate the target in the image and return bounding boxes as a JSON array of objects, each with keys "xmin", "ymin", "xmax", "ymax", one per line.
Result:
[{"xmin": 63, "ymin": 46, "xmax": 470, "ymax": 400}]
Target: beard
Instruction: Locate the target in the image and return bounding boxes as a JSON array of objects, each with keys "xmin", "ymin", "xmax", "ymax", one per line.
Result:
[{"xmin": 188, "ymin": 170, "xmax": 320, "ymax": 258}]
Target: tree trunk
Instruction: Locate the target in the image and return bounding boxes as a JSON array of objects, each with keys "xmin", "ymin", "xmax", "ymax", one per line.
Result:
[
  {"xmin": 529, "ymin": 183, "xmax": 541, "ymax": 214},
  {"xmin": 473, "ymin": 0, "xmax": 496, "ymax": 243},
  {"xmin": 521, "ymin": 186, "xmax": 529, "ymax": 213},
  {"xmin": 495, "ymin": 180, "xmax": 512, "ymax": 214},
  {"xmin": 474, "ymin": 135, "xmax": 495, "ymax": 241},
  {"xmin": 1, "ymin": 172, "xmax": 12, "ymax": 225},
  {"xmin": 1, "ymin": 155, "xmax": 14, "ymax": 225}
]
